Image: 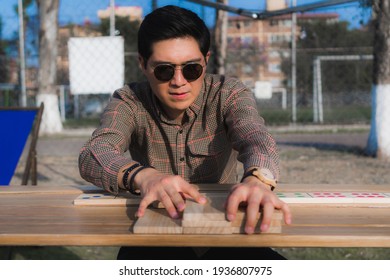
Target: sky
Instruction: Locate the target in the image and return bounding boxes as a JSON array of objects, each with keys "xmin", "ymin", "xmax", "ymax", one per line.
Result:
[{"xmin": 0, "ymin": 0, "xmax": 372, "ymax": 40}]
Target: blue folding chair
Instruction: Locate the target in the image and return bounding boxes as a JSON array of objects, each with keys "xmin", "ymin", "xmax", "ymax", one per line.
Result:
[{"xmin": 0, "ymin": 103, "xmax": 44, "ymax": 186}]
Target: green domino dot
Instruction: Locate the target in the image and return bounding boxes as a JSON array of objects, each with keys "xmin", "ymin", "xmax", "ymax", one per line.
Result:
[{"xmin": 295, "ymin": 193, "xmax": 306, "ymax": 197}]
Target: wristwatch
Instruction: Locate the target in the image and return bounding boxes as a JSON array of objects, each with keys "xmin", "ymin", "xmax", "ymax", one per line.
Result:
[{"xmin": 241, "ymin": 168, "xmax": 277, "ymax": 191}]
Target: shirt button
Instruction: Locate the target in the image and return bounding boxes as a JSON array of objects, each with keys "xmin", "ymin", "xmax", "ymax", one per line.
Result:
[
  {"xmin": 180, "ymin": 157, "xmax": 185, "ymax": 162},
  {"xmin": 179, "ymin": 130, "xmax": 183, "ymax": 134}
]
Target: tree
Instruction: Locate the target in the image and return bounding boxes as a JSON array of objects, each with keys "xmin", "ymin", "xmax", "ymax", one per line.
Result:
[
  {"xmin": 213, "ymin": 0, "xmax": 228, "ymax": 75},
  {"xmin": 281, "ymin": 20, "xmax": 373, "ymax": 108},
  {"xmin": 0, "ymin": 16, "xmax": 9, "ymax": 84},
  {"xmin": 366, "ymin": 0, "xmax": 390, "ymax": 160},
  {"xmin": 36, "ymin": 0, "xmax": 63, "ymax": 134}
]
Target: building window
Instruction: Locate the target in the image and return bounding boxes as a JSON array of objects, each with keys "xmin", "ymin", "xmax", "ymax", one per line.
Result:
[
  {"xmin": 242, "ymin": 64, "xmax": 253, "ymax": 75},
  {"xmin": 268, "ymin": 63, "xmax": 281, "ymax": 73},
  {"xmin": 241, "ymin": 36, "xmax": 253, "ymax": 46},
  {"xmin": 269, "ymin": 34, "xmax": 292, "ymax": 43},
  {"xmin": 282, "ymin": 20, "xmax": 292, "ymax": 27},
  {"xmin": 244, "ymin": 21, "xmax": 252, "ymax": 28},
  {"xmin": 270, "ymin": 79, "xmax": 282, "ymax": 87},
  {"xmin": 269, "ymin": 51, "xmax": 280, "ymax": 58}
]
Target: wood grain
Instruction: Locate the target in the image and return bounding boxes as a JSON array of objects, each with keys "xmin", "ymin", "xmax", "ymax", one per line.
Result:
[
  {"xmin": 133, "ymin": 193, "xmax": 282, "ymax": 235},
  {"xmin": 133, "ymin": 208, "xmax": 182, "ymax": 234},
  {"xmin": 1, "ymin": 184, "xmax": 390, "ymax": 247}
]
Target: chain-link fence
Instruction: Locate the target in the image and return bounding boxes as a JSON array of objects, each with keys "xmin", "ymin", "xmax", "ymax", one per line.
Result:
[{"xmin": 0, "ymin": 1, "xmax": 373, "ymax": 125}]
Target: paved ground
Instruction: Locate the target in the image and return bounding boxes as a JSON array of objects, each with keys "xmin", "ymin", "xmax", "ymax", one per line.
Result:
[
  {"xmin": 11, "ymin": 124, "xmax": 390, "ymax": 186},
  {"xmin": 7, "ymin": 125, "xmax": 390, "ymax": 260}
]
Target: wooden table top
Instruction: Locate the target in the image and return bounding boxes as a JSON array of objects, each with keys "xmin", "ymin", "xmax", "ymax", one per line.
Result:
[{"xmin": 1, "ymin": 184, "xmax": 390, "ymax": 247}]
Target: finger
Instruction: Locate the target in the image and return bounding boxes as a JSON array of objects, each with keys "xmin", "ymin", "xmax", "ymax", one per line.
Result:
[
  {"xmin": 244, "ymin": 199, "xmax": 261, "ymax": 234},
  {"xmin": 280, "ymin": 202, "xmax": 292, "ymax": 225},
  {"xmin": 136, "ymin": 195, "xmax": 155, "ymax": 218},
  {"xmin": 259, "ymin": 202, "xmax": 275, "ymax": 233},
  {"xmin": 182, "ymin": 184, "xmax": 207, "ymax": 205},
  {"xmin": 159, "ymin": 191, "xmax": 180, "ymax": 219},
  {"xmin": 225, "ymin": 191, "xmax": 243, "ymax": 222},
  {"xmin": 166, "ymin": 189, "xmax": 186, "ymax": 212},
  {"xmin": 272, "ymin": 197, "xmax": 293, "ymax": 225}
]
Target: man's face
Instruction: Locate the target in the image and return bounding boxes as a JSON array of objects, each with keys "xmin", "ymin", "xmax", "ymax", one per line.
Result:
[{"xmin": 140, "ymin": 37, "xmax": 209, "ymax": 121}]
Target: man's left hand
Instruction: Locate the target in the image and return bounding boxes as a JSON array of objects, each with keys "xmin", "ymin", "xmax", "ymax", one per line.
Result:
[{"xmin": 226, "ymin": 176, "xmax": 292, "ymax": 234}]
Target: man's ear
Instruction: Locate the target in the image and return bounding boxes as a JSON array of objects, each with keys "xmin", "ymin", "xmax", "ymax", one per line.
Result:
[
  {"xmin": 138, "ymin": 55, "xmax": 146, "ymax": 71},
  {"xmin": 205, "ymin": 51, "xmax": 211, "ymax": 65}
]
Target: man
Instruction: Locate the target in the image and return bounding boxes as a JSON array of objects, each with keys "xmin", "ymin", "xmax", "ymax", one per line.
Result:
[{"xmin": 79, "ymin": 5, "xmax": 291, "ymax": 259}]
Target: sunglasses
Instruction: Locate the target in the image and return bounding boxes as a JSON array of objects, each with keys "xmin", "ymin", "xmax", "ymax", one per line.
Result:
[{"xmin": 152, "ymin": 62, "xmax": 205, "ymax": 82}]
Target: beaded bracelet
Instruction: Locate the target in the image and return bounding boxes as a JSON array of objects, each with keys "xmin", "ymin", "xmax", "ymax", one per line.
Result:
[
  {"xmin": 128, "ymin": 166, "xmax": 151, "ymax": 195},
  {"xmin": 122, "ymin": 163, "xmax": 142, "ymax": 190}
]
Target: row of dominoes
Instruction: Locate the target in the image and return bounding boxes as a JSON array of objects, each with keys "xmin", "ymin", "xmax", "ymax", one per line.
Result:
[
  {"xmin": 276, "ymin": 192, "xmax": 390, "ymax": 204},
  {"xmin": 74, "ymin": 192, "xmax": 390, "ymax": 206}
]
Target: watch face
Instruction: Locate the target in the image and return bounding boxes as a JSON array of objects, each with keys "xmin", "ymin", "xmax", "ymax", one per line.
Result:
[
  {"xmin": 259, "ymin": 168, "xmax": 275, "ymax": 180},
  {"xmin": 253, "ymin": 168, "xmax": 277, "ymax": 188}
]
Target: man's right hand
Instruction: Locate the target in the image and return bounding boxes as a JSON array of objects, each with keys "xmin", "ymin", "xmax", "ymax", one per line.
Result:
[{"xmin": 133, "ymin": 168, "xmax": 207, "ymax": 219}]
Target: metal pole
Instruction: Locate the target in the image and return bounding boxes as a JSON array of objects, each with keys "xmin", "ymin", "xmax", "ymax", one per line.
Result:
[
  {"xmin": 281, "ymin": 88, "xmax": 287, "ymax": 110},
  {"xmin": 291, "ymin": 0, "xmax": 297, "ymax": 123},
  {"xmin": 18, "ymin": 0, "xmax": 27, "ymax": 107},
  {"xmin": 317, "ymin": 59, "xmax": 324, "ymax": 123},
  {"xmin": 110, "ymin": 0, "xmax": 115, "ymax": 36},
  {"xmin": 59, "ymin": 85, "xmax": 66, "ymax": 121},
  {"xmin": 313, "ymin": 57, "xmax": 319, "ymax": 123}
]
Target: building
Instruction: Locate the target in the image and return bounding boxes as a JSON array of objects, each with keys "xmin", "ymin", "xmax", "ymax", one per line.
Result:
[
  {"xmin": 97, "ymin": 6, "xmax": 143, "ymax": 22},
  {"xmin": 226, "ymin": 3, "xmax": 339, "ymax": 89}
]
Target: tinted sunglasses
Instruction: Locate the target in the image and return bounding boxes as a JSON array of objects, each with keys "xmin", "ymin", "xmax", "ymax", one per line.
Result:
[{"xmin": 152, "ymin": 62, "xmax": 205, "ymax": 82}]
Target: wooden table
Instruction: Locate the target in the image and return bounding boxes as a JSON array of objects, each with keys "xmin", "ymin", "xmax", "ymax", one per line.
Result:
[{"xmin": 1, "ymin": 184, "xmax": 390, "ymax": 248}]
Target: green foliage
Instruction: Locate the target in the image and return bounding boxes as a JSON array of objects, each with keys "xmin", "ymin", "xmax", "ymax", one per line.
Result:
[
  {"xmin": 281, "ymin": 20, "xmax": 374, "ymax": 107},
  {"xmin": 260, "ymin": 106, "xmax": 371, "ymax": 125},
  {"xmin": 12, "ymin": 0, "xmax": 35, "ymax": 21},
  {"xmin": 63, "ymin": 118, "xmax": 100, "ymax": 128},
  {"xmin": 100, "ymin": 16, "xmax": 144, "ymax": 83},
  {"xmin": 299, "ymin": 21, "xmax": 373, "ymax": 49}
]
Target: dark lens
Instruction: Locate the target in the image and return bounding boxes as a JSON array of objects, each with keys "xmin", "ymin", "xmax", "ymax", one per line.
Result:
[
  {"xmin": 182, "ymin": 63, "xmax": 203, "ymax": 81},
  {"xmin": 154, "ymin": 65, "xmax": 175, "ymax": 81}
]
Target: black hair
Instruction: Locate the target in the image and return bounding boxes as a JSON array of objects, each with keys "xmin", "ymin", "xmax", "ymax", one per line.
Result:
[{"xmin": 138, "ymin": 5, "xmax": 210, "ymax": 65}]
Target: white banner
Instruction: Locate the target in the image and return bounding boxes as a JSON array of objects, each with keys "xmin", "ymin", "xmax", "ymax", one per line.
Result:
[{"xmin": 68, "ymin": 36, "xmax": 125, "ymax": 95}]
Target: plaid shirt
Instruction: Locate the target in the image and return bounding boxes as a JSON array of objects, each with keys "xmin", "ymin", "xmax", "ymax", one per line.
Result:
[{"xmin": 79, "ymin": 74, "xmax": 279, "ymax": 193}]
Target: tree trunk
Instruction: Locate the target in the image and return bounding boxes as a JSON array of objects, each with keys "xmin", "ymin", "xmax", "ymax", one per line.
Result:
[
  {"xmin": 36, "ymin": 0, "xmax": 63, "ymax": 134},
  {"xmin": 214, "ymin": 0, "xmax": 228, "ymax": 75},
  {"xmin": 366, "ymin": 0, "xmax": 390, "ymax": 160}
]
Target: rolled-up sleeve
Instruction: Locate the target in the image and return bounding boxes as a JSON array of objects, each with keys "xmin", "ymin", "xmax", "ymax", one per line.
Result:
[
  {"xmin": 223, "ymin": 79, "xmax": 280, "ymax": 180},
  {"xmin": 79, "ymin": 89, "xmax": 137, "ymax": 193}
]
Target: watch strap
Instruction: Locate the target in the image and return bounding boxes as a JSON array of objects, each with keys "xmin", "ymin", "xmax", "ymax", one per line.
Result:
[{"xmin": 241, "ymin": 168, "xmax": 277, "ymax": 191}]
